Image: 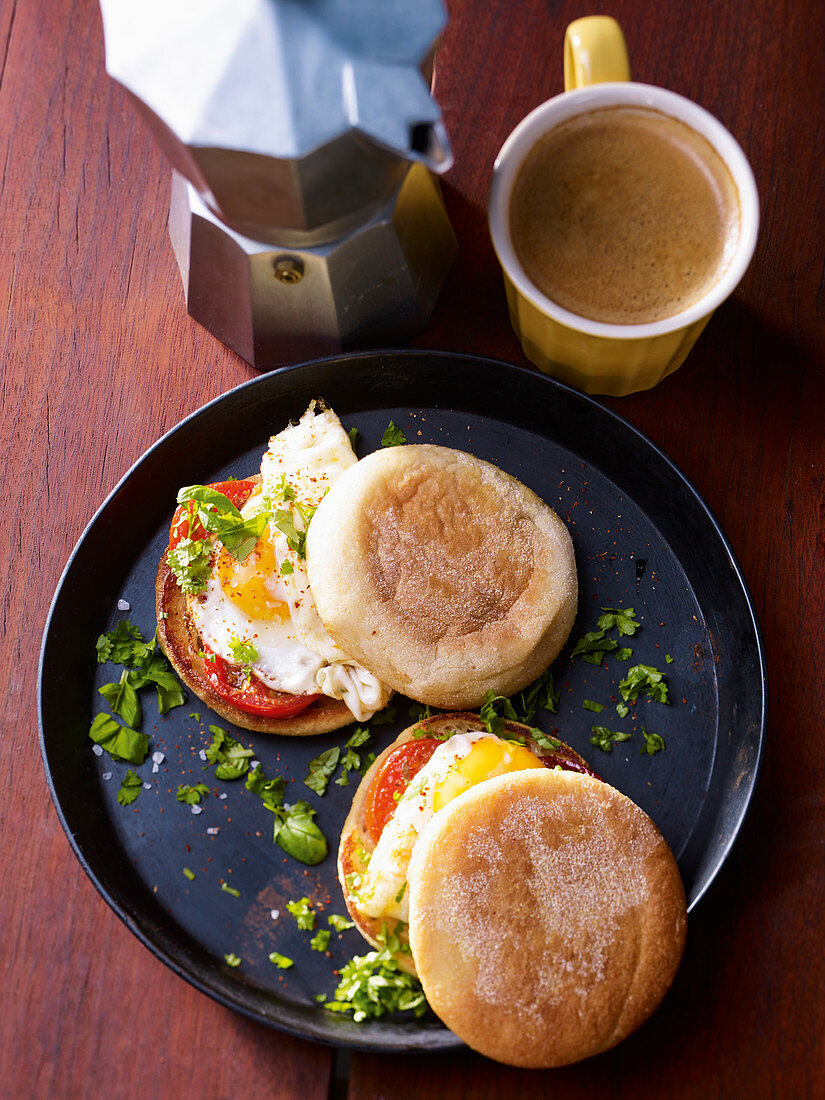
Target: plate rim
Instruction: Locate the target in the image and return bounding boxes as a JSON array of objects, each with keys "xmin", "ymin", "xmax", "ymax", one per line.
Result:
[{"xmin": 38, "ymin": 348, "xmax": 768, "ymax": 1049}]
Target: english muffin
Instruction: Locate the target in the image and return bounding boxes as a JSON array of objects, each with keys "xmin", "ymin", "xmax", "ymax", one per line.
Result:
[
  {"xmin": 307, "ymin": 445, "xmax": 577, "ymax": 708},
  {"xmin": 407, "ymin": 768, "xmax": 687, "ymax": 1068}
]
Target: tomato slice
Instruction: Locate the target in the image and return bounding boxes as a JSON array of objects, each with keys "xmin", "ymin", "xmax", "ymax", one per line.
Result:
[
  {"xmin": 201, "ymin": 645, "xmax": 320, "ymax": 718},
  {"xmin": 169, "ymin": 479, "xmax": 259, "ymax": 550},
  {"xmin": 364, "ymin": 738, "xmax": 443, "ymax": 843}
]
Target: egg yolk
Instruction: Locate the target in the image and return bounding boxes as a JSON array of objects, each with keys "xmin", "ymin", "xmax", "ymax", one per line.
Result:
[
  {"xmin": 217, "ymin": 531, "xmax": 289, "ymax": 622},
  {"xmin": 431, "ymin": 737, "xmax": 544, "ymax": 812}
]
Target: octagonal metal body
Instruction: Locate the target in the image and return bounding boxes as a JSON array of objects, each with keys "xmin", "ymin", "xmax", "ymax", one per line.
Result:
[{"xmin": 169, "ymin": 163, "xmax": 457, "ymax": 367}]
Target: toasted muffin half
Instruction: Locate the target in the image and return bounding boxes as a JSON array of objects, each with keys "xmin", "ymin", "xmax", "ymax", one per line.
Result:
[
  {"xmin": 407, "ymin": 768, "xmax": 687, "ymax": 1068},
  {"xmin": 156, "ymin": 551, "xmax": 355, "ymax": 736},
  {"xmin": 337, "ymin": 714, "xmax": 596, "ymax": 975},
  {"xmin": 307, "ymin": 445, "xmax": 577, "ymax": 709}
]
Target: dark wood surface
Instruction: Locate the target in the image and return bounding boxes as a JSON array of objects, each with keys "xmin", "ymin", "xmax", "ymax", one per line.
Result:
[{"xmin": 3, "ymin": 0, "xmax": 823, "ymax": 1095}]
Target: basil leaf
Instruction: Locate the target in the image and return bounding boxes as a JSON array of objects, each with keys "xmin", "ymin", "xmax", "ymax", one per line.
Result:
[
  {"xmin": 176, "ymin": 484, "xmax": 242, "ymax": 518},
  {"xmin": 275, "ymin": 803, "xmax": 328, "ymax": 865},
  {"xmin": 89, "ymin": 712, "xmax": 149, "ymax": 764}
]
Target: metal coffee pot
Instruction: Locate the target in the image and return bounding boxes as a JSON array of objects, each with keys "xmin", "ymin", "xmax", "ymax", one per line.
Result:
[{"xmin": 99, "ymin": 0, "xmax": 457, "ymax": 366}]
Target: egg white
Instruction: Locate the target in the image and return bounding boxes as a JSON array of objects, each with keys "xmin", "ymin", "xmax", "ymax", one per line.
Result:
[
  {"xmin": 356, "ymin": 733, "xmax": 484, "ymax": 922},
  {"xmin": 186, "ymin": 401, "xmax": 391, "ymax": 720}
]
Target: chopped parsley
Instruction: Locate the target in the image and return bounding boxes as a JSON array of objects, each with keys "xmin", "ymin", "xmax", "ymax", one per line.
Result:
[
  {"xmin": 310, "ymin": 929, "xmax": 331, "ymax": 952},
  {"xmin": 572, "ymin": 607, "xmax": 638, "ymax": 665},
  {"xmin": 204, "ymin": 726, "xmax": 255, "ymax": 780},
  {"xmin": 328, "ymin": 914, "xmax": 355, "ymax": 932},
  {"xmin": 304, "ymin": 747, "xmax": 341, "ymax": 795},
  {"xmin": 616, "ymin": 647, "xmax": 634, "ymax": 661},
  {"xmin": 286, "ymin": 897, "xmax": 316, "ymax": 930},
  {"xmin": 347, "ymin": 426, "xmax": 361, "ymax": 447},
  {"xmin": 269, "ymin": 952, "xmax": 293, "ymax": 969},
  {"xmin": 228, "ymin": 636, "xmax": 258, "ymax": 676},
  {"xmin": 512, "ymin": 667, "xmax": 560, "ymax": 719},
  {"xmin": 571, "ymin": 630, "xmax": 618, "ymax": 664},
  {"xmin": 619, "ymin": 664, "xmax": 670, "ymax": 704},
  {"xmin": 96, "ymin": 620, "xmax": 185, "ymax": 718},
  {"xmin": 666, "ymin": 653, "xmax": 674, "ymax": 664},
  {"xmin": 325, "ymin": 924, "xmax": 427, "ymax": 1022},
  {"xmin": 616, "ymin": 702, "xmax": 629, "ymax": 718},
  {"xmin": 583, "ymin": 699, "xmax": 605, "ymax": 713},
  {"xmin": 116, "ymin": 769, "xmax": 143, "ymax": 806},
  {"xmin": 381, "ymin": 421, "xmax": 407, "ymax": 447},
  {"xmin": 590, "ymin": 726, "xmax": 633, "ymax": 752},
  {"xmin": 279, "ymin": 560, "xmax": 294, "ymax": 575},
  {"xmin": 167, "ymin": 537, "xmax": 212, "ymax": 594},
  {"xmin": 176, "ymin": 782, "xmax": 210, "ymax": 805},
  {"xmin": 335, "ymin": 728, "xmax": 373, "ymax": 787},
  {"xmin": 597, "ymin": 607, "xmax": 639, "ymax": 636},
  {"xmin": 224, "ymin": 953, "xmax": 242, "ymax": 968},
  {"xmin": 640, "ymin": 727, "xmax": 665, "ymax": 755},
  {"xmin": 480, "ymin": 689, "xmax": 560, "ymax": 750}
]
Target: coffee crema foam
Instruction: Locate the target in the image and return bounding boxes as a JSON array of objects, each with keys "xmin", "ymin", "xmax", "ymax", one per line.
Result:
[{"xmin": 509, "ymin": 106, "xmax": 742, "ymax": 325}]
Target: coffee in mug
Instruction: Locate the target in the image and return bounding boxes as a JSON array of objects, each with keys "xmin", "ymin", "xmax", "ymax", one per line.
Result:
[
  {"xmin": 488, "ymin": 16, "xmax": 759, "ymax": 395},
  {"xmin": 509, "ymin": 105, "xmax": 742, "ymax": 326}
]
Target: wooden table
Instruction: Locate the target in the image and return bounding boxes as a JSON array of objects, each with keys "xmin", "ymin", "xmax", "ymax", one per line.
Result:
[{"xmin": 4, "ymin": 0, "xmax": 823, "ymax": 1095}]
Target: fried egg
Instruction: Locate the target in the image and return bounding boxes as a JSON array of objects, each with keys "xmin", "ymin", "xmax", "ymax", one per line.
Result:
[
  {"xmin": 356, "ymin": 733, "xmax": 544, "ymax": 922},
  {"xmin": 187, "ymin": 402, "xmax": 392, "ymax": 720}
]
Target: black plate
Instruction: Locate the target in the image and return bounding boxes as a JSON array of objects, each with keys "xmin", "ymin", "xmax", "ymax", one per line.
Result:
[{"xmin": 39, "ymin": 351, "xmax": 766, "ymax": 1052}]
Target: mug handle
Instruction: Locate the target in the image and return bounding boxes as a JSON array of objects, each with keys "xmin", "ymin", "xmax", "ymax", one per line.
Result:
[{"xmin": 564, "ymin": 16, "xmax": 631, "ymax": 90}]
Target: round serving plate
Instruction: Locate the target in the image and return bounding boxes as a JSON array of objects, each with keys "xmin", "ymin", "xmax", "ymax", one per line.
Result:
[{"xmin": 39, "ymin": 351, "xmax": 766, "ymax": 1050}]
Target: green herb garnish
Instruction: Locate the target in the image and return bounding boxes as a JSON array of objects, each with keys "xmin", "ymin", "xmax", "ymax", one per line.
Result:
[
  {"xmin": 286, "ymin": 896, "xmax": 316, "ymax": 930},
  {"xmin": 640, "ymin": 727, "xmax": 665, "ymax": 755},
  {"xmin": 182, "ymin": 867, "xmax": 195, "ymax": 880},
  {"xmin": 335, "ymin": 728, "xmax": 372, "ymax": 787},
  {"xmin": 88, "ymin": 713, "xmax": 149, "ymax": 765},
  {"xmin": 224, "ymin": 952, "xmax": 242, "ymax": 968},
  {"xmin": 512, "ymin": 667, "xmax": 560, "ymax": 720},
  {"xmin": 589, "ymin": 726, "xmax": 633, "ymax": 752},
  {"xmin": 204, "ymin": 725, "xmax": 255, "ymax": 780},
  {"xmin": 347, "ymin": 427, "xmax": 361, "ymax": 447},
  {"xmin": 325, "ymin": 924, "xmax": 427, "ymax": 1022},
  {"xmin": 167, "ymin": 537, "xmax": 212, "ymax": 594},
  {"xmin": 99, "ymin": 671, "xmax": 142, "ymax": 729},
  {"xmin": 304, "ymin": 747, "xmax": 341, "ymax": 796},
  {"xmin": 381, "ymin": 421, "xmax": 407, "ymax": 447},
  {"xmin": 221, "ymin": 882, "xmax": 241, "ymax": 897},
  {"xmin": 583, "ymin": 699, "xmax": 605, "ymax": 713},
  {"xmin": 247, "ymin": 766, "xmax": 329, "ymax": 865},
  {"xmin": 176, "ymin": 782, "xmax": 210, "ymax": 805},
  {"xmin": 310, "ymin": 929, "xmax": 331, "ymax": 952},
  {"xmin": 619, "ymin": 664, "xmax": 669, "ymax": 704},
  {"xmin": 328, "ymin": 914, "xmax": 355, "ymax": 932},
  {"xmin": 229, "ymin": 636, "xmax": 258, "ymax": 676},
  {"xmin": 269, "ymin": 952, "xmax": 293, "ymax": 969},
  {"xmin": 116, "ymin": 769, "xmax": 143, "ymax": 806}
]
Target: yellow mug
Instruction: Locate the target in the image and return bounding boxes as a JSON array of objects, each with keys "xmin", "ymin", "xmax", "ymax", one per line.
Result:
[{"xmin": 488, "ymin": 16, "xmax": 759, "ymax": 396}]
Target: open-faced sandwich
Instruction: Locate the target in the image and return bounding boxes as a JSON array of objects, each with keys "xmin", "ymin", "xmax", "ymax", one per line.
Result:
[
  {"xmin": 156, "ymin": 401, "xmax": 393, "ymax": 735},
  {"xmin": 339, "ymin": 714, "xmax": 687, "ymax": 1068}
]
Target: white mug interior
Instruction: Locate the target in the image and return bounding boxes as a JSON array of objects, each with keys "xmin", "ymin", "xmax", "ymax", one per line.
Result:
[{"xmin": 489, "ymin": 82, "xmax": 760, "ymax": 339}]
